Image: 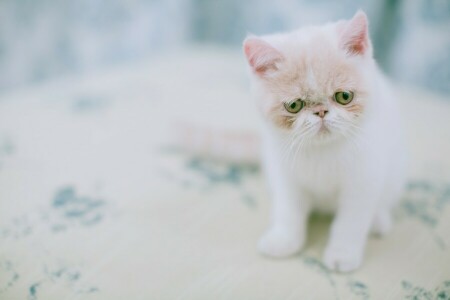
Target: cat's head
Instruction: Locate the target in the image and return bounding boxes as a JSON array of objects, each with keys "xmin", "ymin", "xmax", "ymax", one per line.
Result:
[{"xmin": 243, "ymin": 11, "xmax": 375, "ymax": 145}]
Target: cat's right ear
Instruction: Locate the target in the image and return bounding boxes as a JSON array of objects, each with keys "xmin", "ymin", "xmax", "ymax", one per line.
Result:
[
  {"xmin": 243, "ymin": 37, "xmax": 283, "ymax": 76},
  {"xmin": 339, "ymin": 11, "xmax": 372, "ymax": 56}
]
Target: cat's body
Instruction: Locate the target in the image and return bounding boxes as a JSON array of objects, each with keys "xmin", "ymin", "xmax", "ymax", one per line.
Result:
[{"xmin": 244, "ymin": 11, "xmax": 406, "ymax": 272}]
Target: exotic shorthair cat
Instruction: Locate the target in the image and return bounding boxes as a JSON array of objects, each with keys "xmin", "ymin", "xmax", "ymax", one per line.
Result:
[
  {"xmin": 180, "ymin": 11, "xmax": 406, "ymax": 272},
  {"xmin": 243, "ymin": 11, "xmax": 405, "ymax": 272}
]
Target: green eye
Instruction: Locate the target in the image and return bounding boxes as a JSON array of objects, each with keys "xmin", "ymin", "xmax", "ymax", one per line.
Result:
[
  {"xmin": 334, "ymin": 91, "xmax": 354, "ymax": 105},
  {"xmin": 284, "ymin": 99, "xmax": 305, "ymax": 113}
]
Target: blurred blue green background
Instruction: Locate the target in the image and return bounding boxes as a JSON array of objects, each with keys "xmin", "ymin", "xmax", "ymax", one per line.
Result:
[{"xmin": 0, "ymin": 0, "xmax": 449, "ymax": 93}]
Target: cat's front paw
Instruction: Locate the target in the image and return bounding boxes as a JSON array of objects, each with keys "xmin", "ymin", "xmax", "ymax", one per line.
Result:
[
  {"xmin": 323, "ymin": 246, "xmax": 363, "ymax": 273},
  {"xmin": 258, "ymin": 228, "xmax": 303, "ymax": 258}
]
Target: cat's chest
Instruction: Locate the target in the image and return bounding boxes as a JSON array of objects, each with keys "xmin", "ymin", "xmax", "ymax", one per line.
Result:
[{"xmin": 291, "ymin": 150, "xmax": 348, "ymax": 209}]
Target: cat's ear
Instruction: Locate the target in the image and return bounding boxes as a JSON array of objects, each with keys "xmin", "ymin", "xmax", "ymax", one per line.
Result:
[
  {"xmin": 339, "ymin": 10, "xmax": 372, "ymax": 56},
  {"xmin": 243, "ymin": 37, "xmax": 283, "ymax": 76}
]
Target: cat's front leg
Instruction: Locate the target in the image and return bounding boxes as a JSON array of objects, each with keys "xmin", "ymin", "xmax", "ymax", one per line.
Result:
[
  {"xmin": 258, "ymin": 136, "xmax": 311, "ymax": 258},
  {"xmin": 323, "ymin": 185, "xmax": 378, "ymax": 272},
  {"xmin": 258, "ymin": 187, "xmax": 311, "ymax": 258}
]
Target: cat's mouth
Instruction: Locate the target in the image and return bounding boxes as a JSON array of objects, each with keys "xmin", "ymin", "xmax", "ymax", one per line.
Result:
[{"xmin": 316, "ymin": 121, "xmax": 331, "ymax": 135}]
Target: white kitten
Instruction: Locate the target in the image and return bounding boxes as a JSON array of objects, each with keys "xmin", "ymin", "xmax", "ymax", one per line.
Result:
[{"xmin": 243, "ymin": 11, "xmax": 406, "ymax": 272}]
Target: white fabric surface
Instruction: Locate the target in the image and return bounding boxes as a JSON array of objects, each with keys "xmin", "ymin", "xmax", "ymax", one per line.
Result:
[{"xmin": 0, "ymin": 48, "xmax": 449, "ymax": 299}]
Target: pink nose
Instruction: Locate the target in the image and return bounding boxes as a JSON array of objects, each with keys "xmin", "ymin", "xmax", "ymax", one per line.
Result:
[{"xmin": 314, "ymin": 110, "xmax": 328, "ymax": 118}]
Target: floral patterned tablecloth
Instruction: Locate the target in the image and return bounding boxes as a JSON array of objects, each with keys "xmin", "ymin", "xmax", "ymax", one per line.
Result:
[{"xmin": 0, "ymin": 49, "xmax": 449, "ymax": 300}]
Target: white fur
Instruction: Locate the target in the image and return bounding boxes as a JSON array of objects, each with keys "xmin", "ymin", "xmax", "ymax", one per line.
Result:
[{"xmin": 245, "ymin": 12, "xmax": 406, "ymax": 272}]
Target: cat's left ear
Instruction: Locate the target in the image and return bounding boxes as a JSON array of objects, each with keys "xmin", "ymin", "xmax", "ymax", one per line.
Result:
[
  {"xmin": 339, "ymin": 10, "xmax": 372, "ymax": 56},
  {"xmin": 243, "ymin": 37, "xmax": 284, "ymax": 76}
]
